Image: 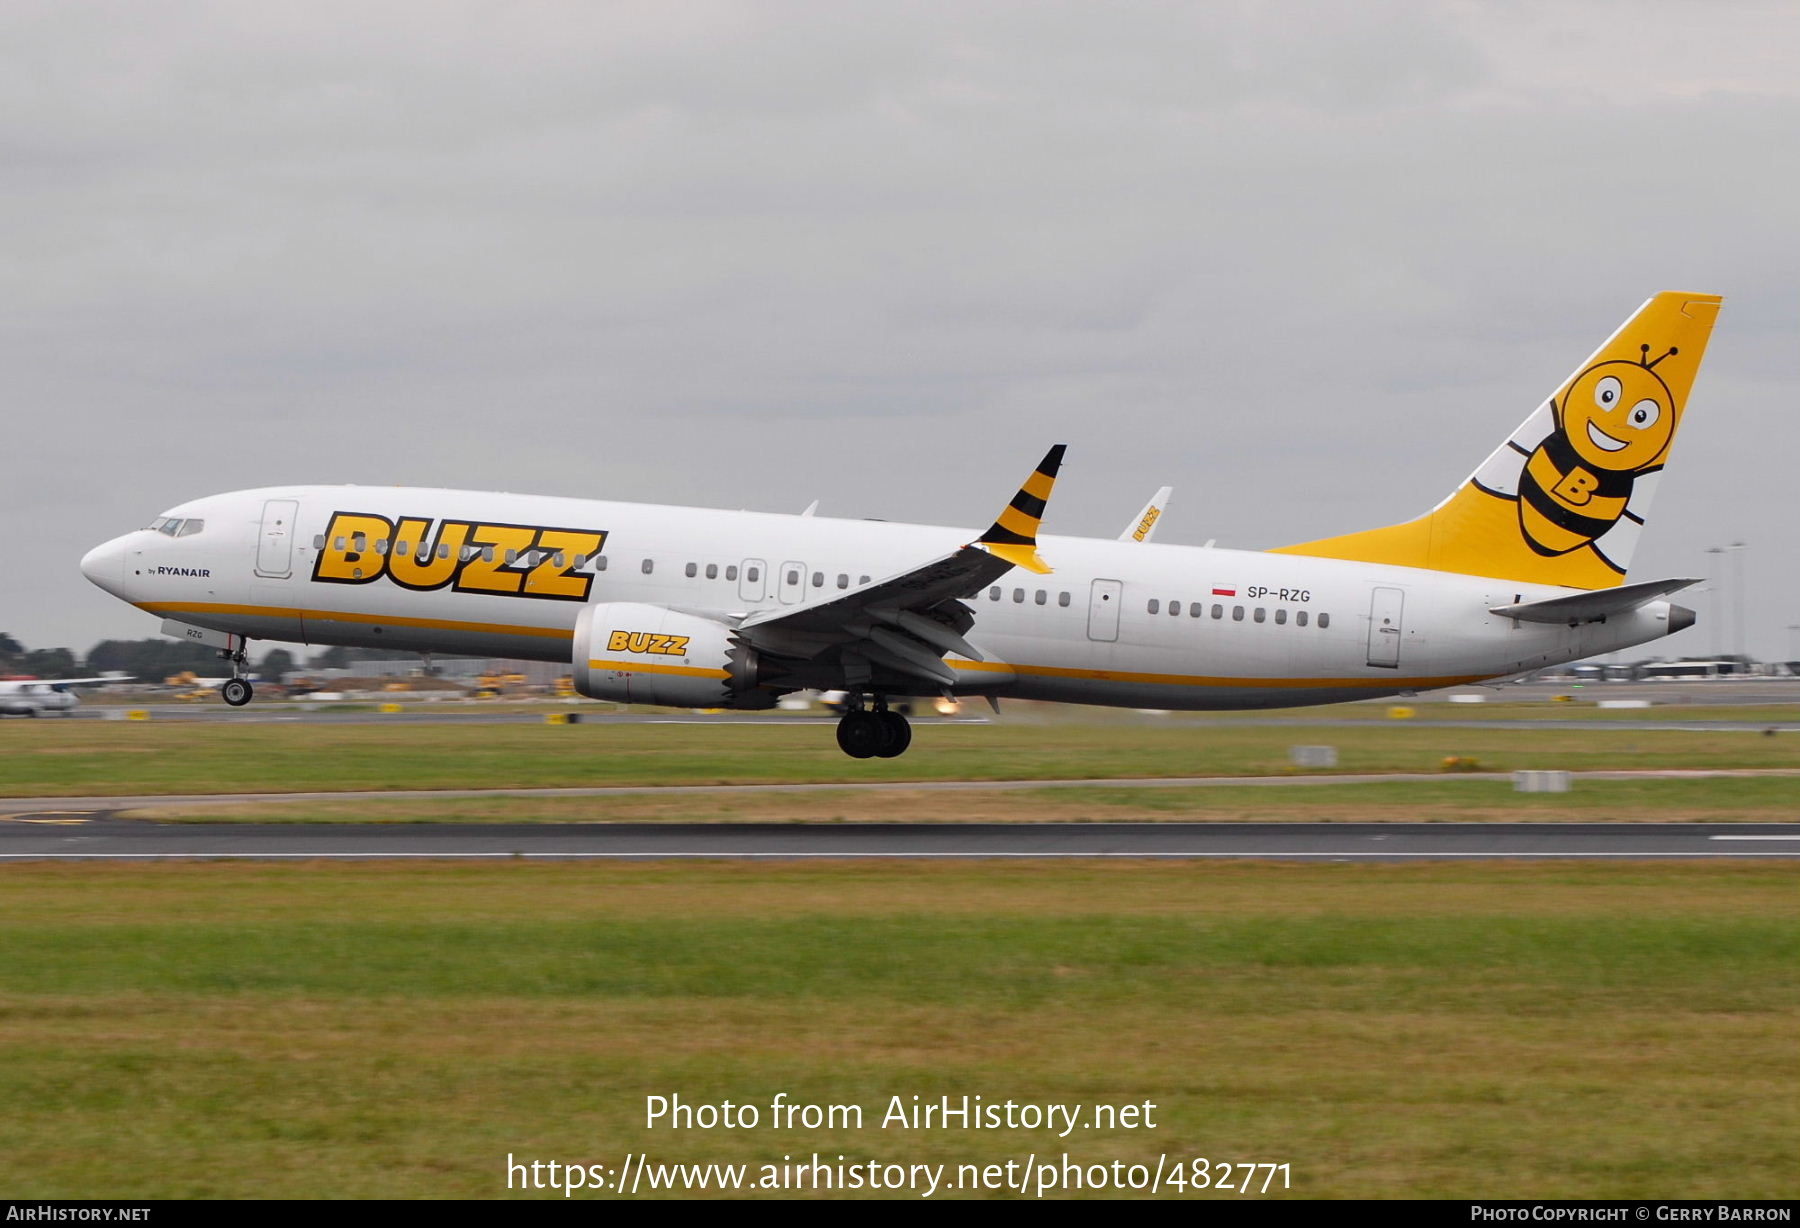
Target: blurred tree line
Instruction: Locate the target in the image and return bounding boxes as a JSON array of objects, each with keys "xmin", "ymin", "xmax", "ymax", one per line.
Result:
[{"xmin": 0, "ymin": 634, "xmax": 400, "ymax": 683}]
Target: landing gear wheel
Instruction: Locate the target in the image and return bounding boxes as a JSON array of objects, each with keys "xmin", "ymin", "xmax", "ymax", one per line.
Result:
[
  {"xmin": 835, "ymin": 710, "xmax": 885, "ymax": 759},
  {"xmin": 873, "ymin": 711, "xmax": 912, "ymax": 758},
  {"xmin": 221, "ymin": 678, "xmax": 254, "ymax": 707}
]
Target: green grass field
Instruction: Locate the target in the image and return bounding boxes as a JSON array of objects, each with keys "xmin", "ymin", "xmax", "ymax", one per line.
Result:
[
  {"xmin": 2, "ymin": 718, "xmax": 1794, "ymax": 797},
  {"xmin": 0, "ymin": 861, "xmax": 1793, "ymax": 1199},
  {"xmin": 127, "ymin": 773, "xmax": 1800, "ymax": 824},
  {"xmin": 5, "ymin": 713, "xmax": 1794, "ymax": 1198}
]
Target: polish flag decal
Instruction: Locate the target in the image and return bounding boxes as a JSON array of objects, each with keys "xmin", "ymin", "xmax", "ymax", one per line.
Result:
[{"xmin": 1211, "ymin": 587, "xmax": 1236, "ymax": 597}]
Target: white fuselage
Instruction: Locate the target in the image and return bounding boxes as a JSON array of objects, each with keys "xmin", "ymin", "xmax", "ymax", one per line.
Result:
[{"xmin": 80, "ymin": 485, "xmax": 1686, "ymax": 709}]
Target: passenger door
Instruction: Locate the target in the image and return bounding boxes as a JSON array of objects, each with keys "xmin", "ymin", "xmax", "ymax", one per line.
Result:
[
  {"xmin": 738, "ymin": 558, "xmax": 766, "ymax": 603},
  {"xmin": 1366, "ymin": 586, "xmax": 1404, "ymax": 668},
  {"xmin": 778, "ymin": 560, "xmax": 806, "ymax": 605},
  {"xmin": 1087, "ymin": 578, "xmax": 1122, "ymax": 642},
  {"xmin": 255, "ymin": 499, "xmax": 299, "ymax": 578}
]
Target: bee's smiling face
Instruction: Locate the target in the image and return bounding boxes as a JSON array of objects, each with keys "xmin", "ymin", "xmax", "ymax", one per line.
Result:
[{"xmin": 1561, "ymin": 360, "xmax": 1677, "ymax": 471}]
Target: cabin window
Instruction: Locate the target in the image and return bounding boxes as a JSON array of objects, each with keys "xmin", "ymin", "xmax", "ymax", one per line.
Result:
[
  {"xmin": 725, "ymin": 565, "xmax": 738, "ymax": 581},
  {"xmin": 989, "ymin": 587, "xmax": 1001, "ymax": 601},
  {"xmin": 1035, "ymin": 589, "xmax": 1047, "ymax": 605},
  {"xmin": 313, "ymin": 535, "xmax": 326, "ymax": 550},
  {"xmin": 1232, "ymin": 605, "xmax": 1244, "ymax": 621},
  {"xmin": 1274, "ymin": 608, "xmax": 1287, "ymax": 625},
  {"xmin": 554, "ymin": 552, "xmax": 566, "ymax": 568},
  {"xmin": 859, "ymin": 575, "xmax": 870, "ymax": 585},
  {"xmin": 1296, "ymin": 610, "xmax": 1308, "ymax": 626},
  {"xmin": 1212, "ymin": 604, "xmax": 1223, "ymax": 619},
  {"xmin": 705, "ymin": 563, "xmax": 718, "ymax": 579},
  {"xmin": 1318, "ymin": 612, "xmax": 1331, "ymax": 629},
  {"xmin": 437, "ymin": 543, "xmax": 450, "ymax": 560},
  {"xmin": 504, "ymin": 549, "xmax": 518, "ymax": 564},
  {"xmin": 641, "ymin": 558, "xmax": 654, "ymax": 574},
  {"xmin": 394, "ymin": 540, "xmax": 409, "ymax": 557},
  {"xmin": 1253, "ymin": 607, "xmax": 1266, "ymax": 623},
  {"xmin": 837, "ymin": 573, "xmax": 849, "ymax": 589},
  {"xmin": 685, "ymin": 562, "xmax": 697, "ymax": 578},
  {"xmin": 481, "ymin": 546, "xmax": 495, "ymax": 563},
  {"xmin": 746, "ymin": 565, "xmax": 759, "ymax": 582},
  {"xmin": 1013, "ymin": 588, "xmax": 1025, "ymax": 603},
  {"xmin": 812, "ymin": 571, "xmax": 824, "ymax": 588},
  {"xmin": 1169, "ymin": 601, "xmax": 1181, "ymax": 616},
  {"xmin": 1059, "ymin": 591, "xmax": 1071, "ymax": 607},
  {"xmin": 1147, "ymin": 599, "xmax": 1160, "ymax": 614},
  {"xmin": 352, "ymin": 533, "xmax": 367, "ymax": 550},
  {"xmin": 595, "ymin": 554, "xmax": 608, "ymax": 571},
  {"xmin": 1190, "ymin": 603, "xmax": 1203, "ymax": 618}
]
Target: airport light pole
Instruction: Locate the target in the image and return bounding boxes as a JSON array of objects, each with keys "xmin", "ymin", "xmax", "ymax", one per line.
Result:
[
  {"xmin": 1729, "ymin": 541, "xmax": 1747, "ymax": 662},
  {"xmin": 1705, "ymin": 547, "xmax": 1726, "ymax": 659},
  {"xmin": 1705, "ymin": 542, "xmax": 1748, "ymax": 663}
]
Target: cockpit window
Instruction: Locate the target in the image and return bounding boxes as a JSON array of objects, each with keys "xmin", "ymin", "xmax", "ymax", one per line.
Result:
[{"xmin": 146, "ymin": 516, "xmax": 204, "ymax": 537}]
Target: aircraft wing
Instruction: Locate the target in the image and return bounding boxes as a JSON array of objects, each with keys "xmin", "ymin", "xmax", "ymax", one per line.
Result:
[
  {"xmin": 736, "ymin": 446, "xmax": 1065, "ymax": 689},
  {"xmin": 20, "ymin": 676, "xmax": 132, "ymax": 687},
  {"xmin": 1119, "ymin": 486, "xmax": 1173, "ymax": 542}
]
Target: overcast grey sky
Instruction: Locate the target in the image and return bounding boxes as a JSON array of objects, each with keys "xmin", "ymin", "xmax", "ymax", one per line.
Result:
[{"xmin": 6, "ymin": 1, "xmax": 1796, "ymax": 660}]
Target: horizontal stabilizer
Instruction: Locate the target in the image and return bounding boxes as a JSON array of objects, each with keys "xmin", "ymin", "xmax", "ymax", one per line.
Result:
[{"xmin": 1489, "ymin": 577, "xmax": 1698, "ymax": 625}]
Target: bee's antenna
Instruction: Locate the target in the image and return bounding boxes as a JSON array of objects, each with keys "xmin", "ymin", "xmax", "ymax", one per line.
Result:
[{"xmin": 1645, "ymin": 345, "xmax": 1678, "ymax": 370}]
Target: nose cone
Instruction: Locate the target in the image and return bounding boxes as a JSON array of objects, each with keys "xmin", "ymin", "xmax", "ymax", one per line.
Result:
[{"xmin": 80, "ymin": 536, "xmax": 128, "ymax": 597}]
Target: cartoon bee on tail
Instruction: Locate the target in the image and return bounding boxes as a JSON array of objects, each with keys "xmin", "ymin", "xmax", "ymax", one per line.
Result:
[{"xmin": 1491, "ymin": 342, "xmax": 1682, "ymax": 570}]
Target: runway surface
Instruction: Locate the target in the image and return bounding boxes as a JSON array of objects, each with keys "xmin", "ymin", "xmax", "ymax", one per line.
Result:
[{"xmin": 2, "ymin": 816, "xmax": 1796, "ymax": 860}]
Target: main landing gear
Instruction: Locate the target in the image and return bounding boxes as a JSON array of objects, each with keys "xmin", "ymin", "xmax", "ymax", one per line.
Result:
[
  {"xmin": 834, "ymin": 697, "xmax": 912, "ymax": 759},
  {"xmin": 219, "ymin": 643, "xmax": 253, "ymax": 707}
]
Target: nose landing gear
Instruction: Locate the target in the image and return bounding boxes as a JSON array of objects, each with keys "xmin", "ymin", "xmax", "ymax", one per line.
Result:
[
  {"xmin": 219, "ymin": 643, "xmax": 253, "ymax": 707},
  {"xmin": 834, "ymin": 696, "xmax": 913, "ymax": 759}
]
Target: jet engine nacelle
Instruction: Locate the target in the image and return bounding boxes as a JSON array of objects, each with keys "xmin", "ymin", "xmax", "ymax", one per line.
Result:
[{"xmin": 573, "ymin": 602, "xmax": 775, "ymax": 710}]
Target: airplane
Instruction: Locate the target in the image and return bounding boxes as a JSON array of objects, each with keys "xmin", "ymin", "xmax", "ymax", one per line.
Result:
[
  {"xmin": 1120, "ymin": 487, "xmax": 1173, "ymax": 543},
  {"xmin": 79, "ymin": 292, "xmax": 1720, "ymax": 758},
  {"xmin": 0, "ymin": 676, "xmax": 130, "ymax": 717}
]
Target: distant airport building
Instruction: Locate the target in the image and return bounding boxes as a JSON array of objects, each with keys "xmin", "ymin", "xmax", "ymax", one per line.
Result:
[{"xmin": 1531, "ymin": 656, "xmax": 1777, "ymax": 682}]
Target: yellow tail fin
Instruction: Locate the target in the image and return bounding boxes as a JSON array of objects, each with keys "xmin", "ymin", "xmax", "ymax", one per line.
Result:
[{"xmin": 1271, "ymin": 292, "xmax": 1721, "ymax": 589}]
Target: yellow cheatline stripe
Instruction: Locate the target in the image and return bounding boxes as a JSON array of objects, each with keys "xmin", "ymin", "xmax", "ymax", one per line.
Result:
[
  {"xmin": 587, "ymin": 659, "xmax": 731, "ymax": 679},
  {"xmin": 951, "ymin": 658, "xmax": 1487, "ymax": 691},
  {"xmin": 144, "ymin": 602, "xmax": 1477, "ymax": 691},
  {"xmin": 139, "ymin": 601, "xmax": 571, "ymax": 641},
  {"xmin": 1021, "ymin": 470, "xmax": 1055, "ymax": 500}
]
